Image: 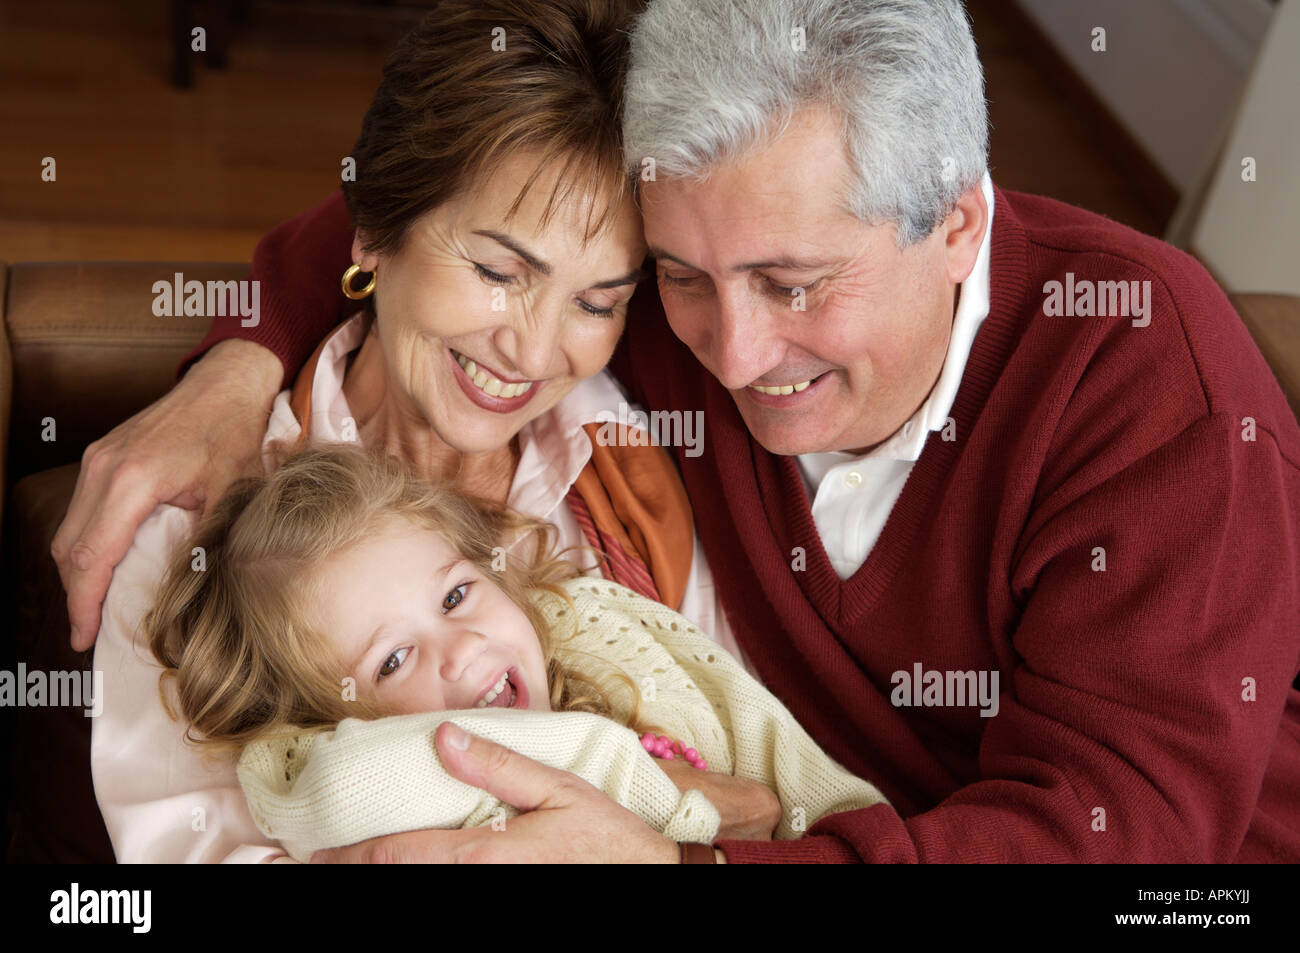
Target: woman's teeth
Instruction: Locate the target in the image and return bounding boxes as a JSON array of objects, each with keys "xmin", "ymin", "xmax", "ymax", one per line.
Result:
[
  {"xmin": 455, "ymin": 352, "xmax": 534, "ymax": 399},
  {"xmin": 748, "ymin": 379, "xmax": 813, "ymax": 396},
  {"xmin": 476, "ymin": 672, "xmax": 512, "ymax": 708}
]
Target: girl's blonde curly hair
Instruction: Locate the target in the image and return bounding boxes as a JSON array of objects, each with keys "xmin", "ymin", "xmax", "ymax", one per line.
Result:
[{"xmin": 145, "ymin": 443, "xmax": 650, "ymax": 758}]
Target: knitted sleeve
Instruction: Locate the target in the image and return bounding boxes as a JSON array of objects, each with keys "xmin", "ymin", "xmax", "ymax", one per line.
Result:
[
  {"xmin": 236, "ymin": 580, "xmax": 887, "ymax": 860},
  {"xmin": 177, "ymin": 191, "xmax": 354, "ymax": 384}
]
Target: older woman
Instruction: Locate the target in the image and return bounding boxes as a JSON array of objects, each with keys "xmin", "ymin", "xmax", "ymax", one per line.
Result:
[{"xmin": 86, "ymin": 0, "xmax": 756, "ymax": 863}]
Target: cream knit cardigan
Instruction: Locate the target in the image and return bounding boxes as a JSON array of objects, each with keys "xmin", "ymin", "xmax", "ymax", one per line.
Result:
[{"xmin": 237, "ymin": 579, "xmax": 888, "ymax": 861}]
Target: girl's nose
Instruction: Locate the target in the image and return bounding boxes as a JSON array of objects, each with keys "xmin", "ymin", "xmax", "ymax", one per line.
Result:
[{"xmin": 438, "ymin": 628, "xmax": 488, "ymax": 685}]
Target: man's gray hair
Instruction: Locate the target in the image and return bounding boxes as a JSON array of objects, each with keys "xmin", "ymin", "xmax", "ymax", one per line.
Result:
[{"xmin": 623, "ymin": 0, "xmax": 989, "ymax": 246}]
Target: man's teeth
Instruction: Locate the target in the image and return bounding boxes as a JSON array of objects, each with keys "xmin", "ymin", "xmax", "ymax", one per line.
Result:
[
  {"xmin": 476, "ymin": 672, "xmax": 511, "ymax": 708},
  {"xmin": 748, "ymin": 379, "xmax": 813, "ymax": 396},
  {"xmin": 455, "ymin": 352, "xmax": 534, "ymax": 399}
]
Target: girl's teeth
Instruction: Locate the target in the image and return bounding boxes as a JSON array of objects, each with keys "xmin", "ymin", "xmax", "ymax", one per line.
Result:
[
  {"xmin": 476, "ymin": 673, "xmax": 510, "ymax": 708},
  {"xmin": 455, "ymin": 351, "xmax": 534, "ymax": 400}
]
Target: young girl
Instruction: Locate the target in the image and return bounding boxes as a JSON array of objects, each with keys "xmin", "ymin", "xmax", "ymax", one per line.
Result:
[{"xmin": 145, "ymin": 444, "xmax": 886, "ymax": 861}]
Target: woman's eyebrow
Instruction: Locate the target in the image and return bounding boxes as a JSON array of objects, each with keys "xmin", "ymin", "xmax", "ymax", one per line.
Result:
[
  {"xmin": 473, "ymin": 230, "xmax": 551, "ymax": 276},
  {"xmin": 475, "ymin": 229, "xmax": 645, "ymax": 289}
]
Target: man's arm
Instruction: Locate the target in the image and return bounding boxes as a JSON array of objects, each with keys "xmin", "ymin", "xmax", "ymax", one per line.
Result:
[
  {"xmin": 55, "ymin": 192, "xmax": 356, "ymax": 650},
  {"xmin": 714, "ymin": 413, "xmax": 1300, "ymax": 862}
]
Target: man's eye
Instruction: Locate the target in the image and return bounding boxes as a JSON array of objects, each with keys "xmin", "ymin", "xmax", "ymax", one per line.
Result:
[
  {"xmin": 379, "ymin": 647, "xmax": 410, "ymax": 679},
  {"xmin": 767, "ymin": 278, "xmax": 817, "ymax": 297},
  {"xmin": 441, "ymin": 582, "xmax": 471, "ymax": 613},
  {"xmin": 473, "ymin": 263, "xmax": 515, "ymax": 285},
  {"xmin": 659, "ymin": 272, "xmax": 700, "ymax": 286}
]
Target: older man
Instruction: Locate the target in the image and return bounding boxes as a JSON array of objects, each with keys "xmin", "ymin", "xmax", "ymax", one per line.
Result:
[{"xmin": 56, "ymin": 0, "xmax": 1299, "ymax": 863}]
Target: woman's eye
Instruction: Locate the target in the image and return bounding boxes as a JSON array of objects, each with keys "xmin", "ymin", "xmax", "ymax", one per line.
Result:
[
  {"xmin": 441, "ymin": 582, "xmax": 470, "ymax": 613},
  {"xmin": 578, "ymin": 299, "xmax": 616, "ymax": 318},
  {"xmin": 378, "ymin": 647, "xmax": 410, "ymax": 679},
  {"xmin": 473, "ymin": 263, "xmax": 515, "ymax": 285}
]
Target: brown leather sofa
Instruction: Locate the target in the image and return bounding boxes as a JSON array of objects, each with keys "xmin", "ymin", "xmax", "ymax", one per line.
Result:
[
  {"xmin": 2, "ymin": 260, "xmax": 1297, "ymax": 863},
  {"xmin": 2, "ymin": 261, "xmax": 244, "ymax": 862}
]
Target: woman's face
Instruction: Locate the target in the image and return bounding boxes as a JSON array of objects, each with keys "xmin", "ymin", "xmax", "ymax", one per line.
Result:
[
  {"xmin": 354, "ymin": 152, "xmax": 647, "ymax": 454},
  {"xmin": 309, "ymin": 515, "xmax": 551, "ymax": 716}
]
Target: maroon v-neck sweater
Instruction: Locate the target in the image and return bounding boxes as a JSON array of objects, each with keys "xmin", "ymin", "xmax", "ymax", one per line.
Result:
[{"xmin": 184, "ymin": 187, "xmax": 1300, "ymax": 863}]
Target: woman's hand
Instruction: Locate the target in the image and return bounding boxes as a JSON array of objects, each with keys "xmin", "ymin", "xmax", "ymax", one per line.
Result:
[
  {"xmin": 656, "ymin": 758, "xmax": 782, "ymax": 840},
  {"xmin": 52, "ymin": 339, "xmax": 283, "ymax": 651}
]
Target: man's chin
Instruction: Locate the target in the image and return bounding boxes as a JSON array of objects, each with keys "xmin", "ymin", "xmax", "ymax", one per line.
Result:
[{"xmin": 734, "ymin": 406, "xmax": 835, "ymax": 457}]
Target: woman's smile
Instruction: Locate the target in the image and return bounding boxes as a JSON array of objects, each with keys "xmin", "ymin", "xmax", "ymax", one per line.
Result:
[{"xmin": 449, "ymin": 347, "xmax": 543, "ymax": 414}]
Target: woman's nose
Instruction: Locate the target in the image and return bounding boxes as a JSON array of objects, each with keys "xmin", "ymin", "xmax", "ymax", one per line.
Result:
[{"xmin": 495, "ymin": 299, "xmax": 565, "ymax": 381}]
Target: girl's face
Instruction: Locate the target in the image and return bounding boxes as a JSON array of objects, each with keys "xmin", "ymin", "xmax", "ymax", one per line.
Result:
[{"xmin": 308, "ymin": 515, "xmax": 551, "ymax": 716}]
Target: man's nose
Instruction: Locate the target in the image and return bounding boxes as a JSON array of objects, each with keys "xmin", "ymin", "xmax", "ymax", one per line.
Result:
[{"xmin": 708, "ymin": 287, "xmax": 778, "ymax": 391}]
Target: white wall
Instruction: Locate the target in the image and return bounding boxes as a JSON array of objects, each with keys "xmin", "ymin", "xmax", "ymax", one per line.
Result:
[
  {"xmin": 1190, "ymin": 0, "xmax": 1300, "ymax": 295},
  {"xmin": 1013, "ymin": 0, "xmax": 1273, "ymax": 194}
]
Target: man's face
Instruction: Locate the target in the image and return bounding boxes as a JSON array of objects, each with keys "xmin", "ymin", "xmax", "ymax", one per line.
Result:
[{"xmin": 640, "ymin": 107, "xmax": 984, "ymax": 456}]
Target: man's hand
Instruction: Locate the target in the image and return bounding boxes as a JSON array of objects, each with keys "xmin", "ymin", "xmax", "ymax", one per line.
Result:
[
  {"xmin": 310, "ymin": 722, "xmax": 683, "ymax": 863},
  {"xmin": 53, "ymin": 339, "xmax": 283, "ymax": 651},
  {"xmin": 655, "ymin": 757, "xmax": 781, "ymax": 840}
]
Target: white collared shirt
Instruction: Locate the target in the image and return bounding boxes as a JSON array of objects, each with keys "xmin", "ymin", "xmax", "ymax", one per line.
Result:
[{"xmin": 797, "ymin": 173, "xmax": 995, "ymax": 579}]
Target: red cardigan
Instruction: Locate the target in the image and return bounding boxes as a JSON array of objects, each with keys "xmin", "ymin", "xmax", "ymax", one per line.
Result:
[{"xmin": 183, "ymin": 187, "xmax": 1300, "ymax": 863}]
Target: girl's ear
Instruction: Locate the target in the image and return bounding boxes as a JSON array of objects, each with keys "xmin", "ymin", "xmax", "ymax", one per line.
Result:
[{"xmin": 351, "ymin": 231, "xmax": 380, "ymax": 272}]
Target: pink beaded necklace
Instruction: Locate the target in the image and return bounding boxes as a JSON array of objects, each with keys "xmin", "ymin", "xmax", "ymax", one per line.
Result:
[{"xmin": 641, "ymin": 732, "xmax": 707, "ymax": 770}]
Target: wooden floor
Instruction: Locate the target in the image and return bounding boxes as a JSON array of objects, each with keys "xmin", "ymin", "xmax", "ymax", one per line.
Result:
[{"xmin": 0, "ymin": 0, "xmax": 1166, "ymax": 265}]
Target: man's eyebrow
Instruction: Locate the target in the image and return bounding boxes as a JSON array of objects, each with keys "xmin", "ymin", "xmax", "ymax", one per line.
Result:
[
  {"xmin": 473, "ymin": 230, "xmax": 552, "ymax": 276},
  {"xmin": 647, "ymin": 246, "xmax": 697, "ymax": 270},
  {"xmin": 648, "ymin": 246, "xmax": 831, "ymax": 273},
  {"xmin": 733, "ymin": 256, "xmax": 834, "ymax": 272}
]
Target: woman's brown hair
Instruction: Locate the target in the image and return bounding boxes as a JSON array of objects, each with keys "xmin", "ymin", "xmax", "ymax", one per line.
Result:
[
  {"xmin": 342, "ymin": 0, "xmax": 645, "ymax": 257},
  {"xmin": 145, "ymin": 444, "xmax": 650, "ymax": 757}
]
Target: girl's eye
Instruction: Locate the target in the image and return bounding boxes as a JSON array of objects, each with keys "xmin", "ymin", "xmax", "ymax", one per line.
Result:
[
  {"xmin": 441, "ymin": 582, "xmax": 470, "ymax": 613},
  {"xmin": 578, "ymin": 299, "xmax": 616, "ymax": 318},
  {"xmin": 378, "ymin": 647, "xmax": 410, "ymax": 679},
  {"xmin": 473, "ymin": 263, "xmax": 515, "ymax": 285}
]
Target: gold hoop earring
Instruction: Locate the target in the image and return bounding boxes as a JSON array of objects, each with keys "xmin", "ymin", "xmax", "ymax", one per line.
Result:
[{"xmin": 342, "ymin": 263, "xmax": 376, "ymax": 300}]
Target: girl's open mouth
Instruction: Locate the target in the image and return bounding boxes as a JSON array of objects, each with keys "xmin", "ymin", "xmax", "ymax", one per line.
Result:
[{"xmin": 474, "ymin": 667, "xmax": 526, "ymax": 709}]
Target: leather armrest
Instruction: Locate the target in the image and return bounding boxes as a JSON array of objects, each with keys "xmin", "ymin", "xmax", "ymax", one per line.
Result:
[
  {"xmin": 1231, "ymin": 293, "xmax": 1300, "ymax": 424},
  {"xmin": 4, "ymin": 261, "xmax": 247, "ymax": 486}
]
